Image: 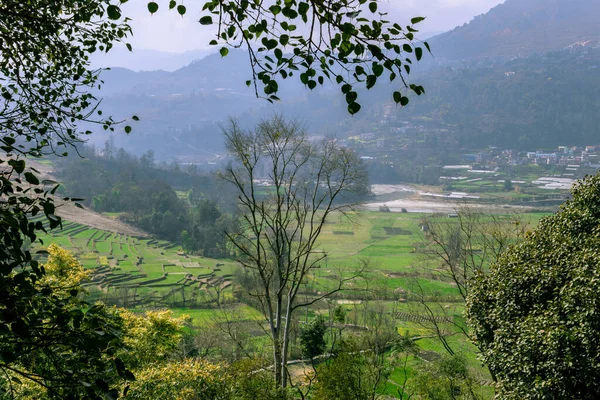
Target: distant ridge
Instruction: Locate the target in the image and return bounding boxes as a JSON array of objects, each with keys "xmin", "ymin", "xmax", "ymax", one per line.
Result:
[{"xmin": 428, "ymin": 0, "xmax": 600, "ymax": 60}]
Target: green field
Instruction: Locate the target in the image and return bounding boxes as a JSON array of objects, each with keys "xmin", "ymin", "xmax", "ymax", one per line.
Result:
[{"xmin": 36, "ymin": 209, "xmax": 546, "ymax": 398}]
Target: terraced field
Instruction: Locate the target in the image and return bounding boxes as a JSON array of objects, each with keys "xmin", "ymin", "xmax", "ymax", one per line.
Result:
[{"xmin": 36, "ymin": 221, "xmax": 238, "ymax": 308}]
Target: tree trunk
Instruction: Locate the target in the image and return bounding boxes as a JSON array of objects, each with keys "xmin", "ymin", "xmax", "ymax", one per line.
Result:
[
  {"xmin": 273, "ymin": 334, "xmax": 282, "ymax": 387},
  {"xmin": 273, "ymin": 293, "xmax": 284, "ymax": 387},
  {"xmin": 281, "ymin": 296, "xmax": 294, "ymax": 388}
]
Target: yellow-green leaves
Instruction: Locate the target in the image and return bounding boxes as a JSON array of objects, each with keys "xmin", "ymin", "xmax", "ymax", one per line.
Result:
[
  {"xmin": 117, "ymin": 309, "xmax": 189, "ymax": 370},
  {"xmin": 123, "ymin": 359, "xmax": 228, "ymax": 399}
]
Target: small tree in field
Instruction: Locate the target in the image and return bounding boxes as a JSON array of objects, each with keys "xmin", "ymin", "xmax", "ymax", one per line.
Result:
[{"xmin": 221, "ymin": 116, "xmax": 367, "ymax": 388}]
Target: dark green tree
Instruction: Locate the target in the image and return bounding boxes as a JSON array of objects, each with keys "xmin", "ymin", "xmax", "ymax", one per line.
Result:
[
  {"xmin": 467, "ymin": 173, "xmax": 600, "ymax": 399},
  {"xmin": 408, "ymin": 355, "xmax": 482, "ymax": 400},
  {"xmin": 299, "ymin": 315, "xmax": 327, "ymax": 360},
  {"xmin": 312, "ymin": 341, "xmax": 370, "ymax": 400}
]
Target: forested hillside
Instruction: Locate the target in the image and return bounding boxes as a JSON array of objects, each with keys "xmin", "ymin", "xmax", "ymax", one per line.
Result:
[
  {"xmin": 95, "ymin": 38, "xmax": 600, "ymax": 156},
  {"xmin": 56, "ymin": 147, "xmax": 238, "ymax": 256},
  {"xmin": 399, "ymin": 46, "xmax": 600, "ymax": 149},
  {"xmin": 428, "ymin": 0, "xmax": 600, "ymax": 60}
]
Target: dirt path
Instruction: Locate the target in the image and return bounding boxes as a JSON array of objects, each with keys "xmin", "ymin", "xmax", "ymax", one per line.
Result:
[{"xmin": 27, "ymin": 158, "xmax": 149, "ymax": 237}]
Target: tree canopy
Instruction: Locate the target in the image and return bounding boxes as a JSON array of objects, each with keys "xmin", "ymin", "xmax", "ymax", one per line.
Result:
[{"xmin": 467, "ymin": 174, "xmax": 600, "ymax": 399}]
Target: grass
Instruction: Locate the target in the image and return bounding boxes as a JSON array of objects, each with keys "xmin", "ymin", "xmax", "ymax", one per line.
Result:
[{"xmin": 168, "ymin": 304, "xmax": 264, "ymax": 326}]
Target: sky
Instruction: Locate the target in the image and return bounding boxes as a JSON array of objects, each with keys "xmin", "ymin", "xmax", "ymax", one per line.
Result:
[{"xmin": 120, "ymin": 0, "xmax": 506, "ymax": 53}]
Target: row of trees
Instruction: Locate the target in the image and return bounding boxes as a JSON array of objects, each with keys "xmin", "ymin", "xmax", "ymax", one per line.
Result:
[{"xmin": 57, "ymin": 147, "xmax": 237, "ymax": 256}]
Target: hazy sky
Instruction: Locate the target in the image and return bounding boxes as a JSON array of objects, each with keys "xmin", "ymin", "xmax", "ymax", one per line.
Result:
[{"xmin": 121, "ymin": 0, "xmax": 505, "ymax": 53}]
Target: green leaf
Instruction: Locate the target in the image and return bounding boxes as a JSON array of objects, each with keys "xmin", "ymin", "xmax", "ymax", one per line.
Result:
[
  {"xmin": 393, "ymin": 91, "xmax": 402, "ymax": 104},
  {"xmin": 147, "ymin": 2, "xmax": 159, "ymax": 14},
  {"xmin": 345, "ymin": 91, "xmax": 358, "ymax": 104},
  {"xmin": 177, "ymin": 5, "xmax": 186, "ymax": 15},
  {"xmin": 348, "ymin": 102, "xmax": 361, "ymax": 115},
  {"xmin": 366, "ymin": 75, "xmax": 376, "ymax": 89},
  {"xmin": 107, "ymin": 5, "xmax": 121, "ymax": 20},
  {"xmin": 298, "ymin": 2, "xmax": 309, "ymax": 17},
  {"xmin": 400, "ymin": 96, "xmax": 409, "ymax": 106},
  {"xmin": 124, "ymin": 126, "xmax": 132, "ymax": 134},
  {"xmin": 373, "ymin": 64, "xmax": 384, "ymax": 77},
  {"xmin": 199, "ymin": 16, "xmax": 213, "ymax": 25},
  {"xmin": 411, "ymin": 16, "xmax": 426, "ymax": 24},
  {"xmin": 368, "ymin": 2, "xmax": 377, "ymax": 13},
  {"xmin": 169, "ymin": 0, "xmax": 176, "ymax": 9},
  {"xmin": 415, "ymin": 47, "xmax": 423, "ymax": 61},
  {"xmin": 261, "ymin": 38, "xmax": 278, "ymax": 50},
  {"xmin": 132, "ymin": 115, "xmax": 139, "ymax": 121},
  {"xmin": 24, "ymin": 172, "xmax": 39, "ymax": 185},
  {"xmin": 220, "ymin": 47, "xmax": 229, "ymax": 57},
  {"xmin": 9, "ymin": 159, "xmax": 26, "ymax": 174}
]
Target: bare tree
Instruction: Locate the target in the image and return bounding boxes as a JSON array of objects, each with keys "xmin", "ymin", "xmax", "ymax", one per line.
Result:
[
  {"xmin": 421, "ymin": 206, "xmax": 527, "ymax": 302},
  {"xmin": 413, "ymin": 205, "xmax": 528, "ymax": 380},
  {"xmin": 221, "ymin": 115, "xmax": 367, "ymax": 388}
]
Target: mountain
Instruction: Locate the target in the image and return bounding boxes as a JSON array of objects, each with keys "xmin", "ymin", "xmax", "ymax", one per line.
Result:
[
  {"xmin": 428, "ymin": 0, "xmax": 600, "ymax": 61},
  {"xmin": 89, "ymin": 0, "xmax": 600, "ymax": 158},
  {"xmin": 90, "ymin": 50, "xmax": 349, "ymax": 158}
]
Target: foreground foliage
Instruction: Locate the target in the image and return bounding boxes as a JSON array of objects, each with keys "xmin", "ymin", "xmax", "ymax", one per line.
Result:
[
  {"xmin": 0, "ymin": 0, "xmax": 134, "ymax": 397},
  {"xmin": 1, "ymin": 245, "xmax": 128, "ymax": 398},
  {"xmin": 468, "ymin": 173, "xmax": 600, "ymax": 399}
]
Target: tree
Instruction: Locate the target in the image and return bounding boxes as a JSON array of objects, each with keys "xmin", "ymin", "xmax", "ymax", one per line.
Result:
[
  {"xmin": 299, "ymin": 315, "xmax": 327, "ymax": 360},
  {"xmin": 221, "ymin": 116, "xmax": 368, "ymax": 388},
  {"xmin": 312, "ymin": 335, "xmax": 415, "ymax": 400},
  {"xmin": 312, "ymin": 340, "xmax": 371, "ymax": 400},
  {"xmin": 0, "ymin": 245, "xmax": 131, "ymax": 399},
  {"xmin": 413, "ymin": 206, "xmax": 527, "ymax": 382},
  {"xmin": 147, "ymin": 0, "xmax": 429, "ymax": 114},
  {"xmin": 421, "ymin": 206, "xmax": 526, "ymax": 303},
  {"xmin": 123, "ymin": 359, "xmax": 229, "ymax": 400},
  {"xmin": 407, "ymin": 355, "xmax": 482, "ymax": 400},
  {"xmin": 0, "ymin": 1, "xmax": 134, "ymax": 397},
  {"xmin": 467, "ymin": 174, "xmax": 600, "ymax": 399},
  {"xmin": 114, "ymin": 309, "xmax": 231, "ymax": 400}
]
